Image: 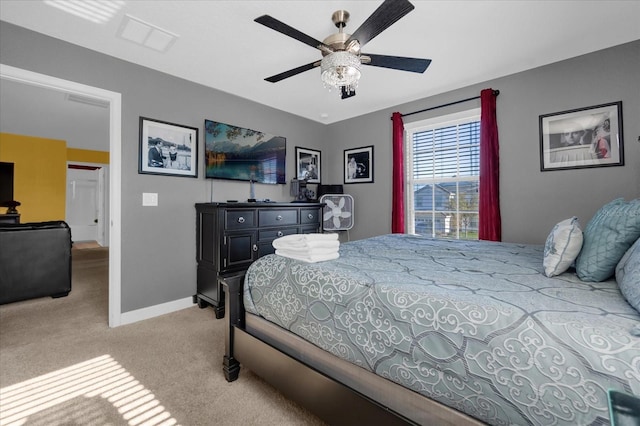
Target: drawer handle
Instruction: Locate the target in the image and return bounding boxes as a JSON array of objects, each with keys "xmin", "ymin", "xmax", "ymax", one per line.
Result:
[
  {"xmin": 277, "ymin": 231, "xmax": 284, "ymax": 237},
  {"xmin": 276, "ymin": 215, "xmax": 283, "ymax": 221},
  {"xmin": 252, "ymin": 244, "xmax": 258, "ymax": 252},
  {"xmin": 307, "ymin": 213, "xmax": 314, "ymax": 220},
  {"xmin": 237, "ymin": 217, "xmax": 245, "ymax": 224}
]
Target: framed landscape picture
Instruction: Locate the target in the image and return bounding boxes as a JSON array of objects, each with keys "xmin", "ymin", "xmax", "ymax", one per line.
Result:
[
  {"xmin": 539, "ymin": 101, "xmax": 623, "ymax": 171},
  {"xmin": 203, "ymin": 119, "xmax": 286, "ymax": 184},
  {"xmin": 344, "ymin": 145, "xmax": 374, "ymax": 184},
  {"xmin": 139, "ymin": 117, "xmax": 198, "ymax": 177},
  {"xmin": 295, "ymin": 147, "xmax": 321, "ymax": 183}
]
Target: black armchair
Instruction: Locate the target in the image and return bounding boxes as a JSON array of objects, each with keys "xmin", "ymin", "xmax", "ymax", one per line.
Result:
[{"xmin": 0, "ymin": 221, "xmax": 72, "ymax": 305}]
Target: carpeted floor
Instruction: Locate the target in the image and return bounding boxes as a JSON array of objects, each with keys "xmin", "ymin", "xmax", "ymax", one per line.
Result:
[{"xmin": 0, "ymin": 247, "xmax": 326, "ymax": 426}]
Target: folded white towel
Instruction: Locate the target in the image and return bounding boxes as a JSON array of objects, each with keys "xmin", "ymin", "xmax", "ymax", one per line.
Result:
[
  {"xmin": 275, "ymin": 249, "xmax": 340, "ymax": 263},
  {"xmin": 275, "ymin": 233, "xmax": 338, "ymax": 244},
  {"xmin": 272, "ymin": 239, "xmax": 339, "ymax": 250},
  {"xmin": 275, "ymin": 247, "xmax": 339, "ymax": 257},
  {"xmin": 272, "ymin": 233, "xmax": 339, "ymax": 250}
]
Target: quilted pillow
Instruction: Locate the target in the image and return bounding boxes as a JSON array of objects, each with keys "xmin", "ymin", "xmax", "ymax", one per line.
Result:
[
  {"xmin": 616, "ymin": 237, "xmax": 640, "ymax": 315},
  {"xmin": 576, "ymin": 198, "xmax": 640, "ymax": 282},
  {"xmin": 543, "ymin": 217, "xmax": 583, "ymax": 277}
]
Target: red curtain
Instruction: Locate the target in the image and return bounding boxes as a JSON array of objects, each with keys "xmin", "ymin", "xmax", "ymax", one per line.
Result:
[
  {"xmin": 392, "ymin": 112, "xmax": 405, "ymax": 233},
  {"xmin": 479, "ymin": 89, "xmax": 501, "ymax": 241}
]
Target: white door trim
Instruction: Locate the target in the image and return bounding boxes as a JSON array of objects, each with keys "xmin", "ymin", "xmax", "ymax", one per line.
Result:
[{"xmin": 0, "ymin": 63, "xmax": 123, "ymax": 327}]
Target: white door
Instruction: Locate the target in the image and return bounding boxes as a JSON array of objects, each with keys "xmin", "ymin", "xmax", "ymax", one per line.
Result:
[{"xmin": 66, "ymin": 167, "xmax": 101, "ymax": 242}]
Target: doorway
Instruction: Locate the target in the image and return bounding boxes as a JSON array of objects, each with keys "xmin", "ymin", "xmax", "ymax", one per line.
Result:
[
  {"xmin": 0, "ymin": 63, "xmax": 123, "ymax": 327},
  {"xmin": 66, "ymin": 165, "xmax": 106, "ymax": 245}
]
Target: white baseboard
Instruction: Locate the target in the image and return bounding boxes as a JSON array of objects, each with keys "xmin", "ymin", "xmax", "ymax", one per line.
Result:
[{"xmin": 118, "ymin": 297, "xmax": 195, "ymax": 326}]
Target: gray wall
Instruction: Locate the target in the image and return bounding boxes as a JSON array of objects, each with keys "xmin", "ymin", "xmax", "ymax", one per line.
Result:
[
  {"xmin": 2, "ymin": 21, "xmax": 638, "ymax": 314},
  {"xmin": 325, "ymin": 40, "xmax": 640, "ymax": 243},
  {"xmin": 0, "ymin": 22, "xmax": 326, "ymax": 312}
]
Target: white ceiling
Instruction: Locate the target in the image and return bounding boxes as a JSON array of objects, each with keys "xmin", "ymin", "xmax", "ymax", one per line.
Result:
[
  {"xmin": 0, "ymin": 79, "xmax": 110, "ymax": 151},
  {"xmin": 1, "ymin": 0, "xmax": 640, "ymax": 125}
]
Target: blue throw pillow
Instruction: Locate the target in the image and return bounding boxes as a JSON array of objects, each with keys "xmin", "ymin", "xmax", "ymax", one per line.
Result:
[
  {"xmin": 576, "ymin": 198, "xmax": 640, "ymax": 282},
  {"xmin": 616, "ymin": 237, "xmax": 640, "ymax": 315}
]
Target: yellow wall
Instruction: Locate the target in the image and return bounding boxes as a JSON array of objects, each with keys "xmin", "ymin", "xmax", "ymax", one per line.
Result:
[
  {"xmin": 67, "ymin": 147, "xmax": 109, "ymax": 164},
  {"xmin": 0, "ymin": 133, "xmax": 109, "ymax": 223}
]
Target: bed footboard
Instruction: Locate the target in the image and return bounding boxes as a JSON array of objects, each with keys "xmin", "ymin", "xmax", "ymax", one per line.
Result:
[{"xmin": 219, "ymin": 274, "xmax": 482, "ymax": 426}]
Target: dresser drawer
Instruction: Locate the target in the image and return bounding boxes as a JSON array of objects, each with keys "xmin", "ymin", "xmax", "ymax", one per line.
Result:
[
  {"xmin": 300, "ymin": 224, "xmax": 321, "ymax": 234},
  {"xmin": 300, "ymin": 208, "xmax": 321, "ymax": 225},
  {"xmin": 259, "ymin": 209, "xmax": 298, "ymax": 227},
  {"xmin": 259, "ymin": 227, "xmax": 297, "ymax": 242},
  {"xmin": 225, "ymin": 210, "xmax": 256, "ymax": 230}
]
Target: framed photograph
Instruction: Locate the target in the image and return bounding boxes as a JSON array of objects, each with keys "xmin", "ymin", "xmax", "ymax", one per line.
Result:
[
  {"xmin": 539, "ymin": 101, "xmax": 623, "ymax": 171},
  {"xmin": 294, "ymin": 147, "xmax": 321, "ymax": 183},
  {"xmin": 139, "ymin": 117, "xmax": 198, "ymax": 177},
  {"xmin": 344, "ymin": 145, "xmax": 374, "ymax": 184}
]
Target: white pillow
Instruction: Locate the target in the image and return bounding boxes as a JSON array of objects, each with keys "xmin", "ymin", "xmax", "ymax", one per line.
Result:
[{"xmin": 543, "ymin": 217, "xmax": 584, "ymax": 277}]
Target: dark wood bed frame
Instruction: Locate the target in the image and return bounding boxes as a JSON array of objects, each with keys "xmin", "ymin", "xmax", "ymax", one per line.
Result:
[{"xmin": 221, "ymin": 274, "xmax": 483, "ymax": 426}]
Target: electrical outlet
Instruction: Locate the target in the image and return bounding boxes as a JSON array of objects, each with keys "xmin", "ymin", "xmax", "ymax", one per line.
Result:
[{"xmin": 142, "ymin": 192, "xmax": 158, "ymax": 206}]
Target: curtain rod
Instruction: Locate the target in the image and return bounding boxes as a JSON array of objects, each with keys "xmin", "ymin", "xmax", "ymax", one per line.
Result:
[{"xmin": 393, "ymin": 89, "xmax": 500, "ymax": 120}]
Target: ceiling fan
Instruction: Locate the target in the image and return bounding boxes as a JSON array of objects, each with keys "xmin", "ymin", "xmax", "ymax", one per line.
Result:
[{"xmin": 255, "ymin": 0, "xmax": 431, "ymax": 99}]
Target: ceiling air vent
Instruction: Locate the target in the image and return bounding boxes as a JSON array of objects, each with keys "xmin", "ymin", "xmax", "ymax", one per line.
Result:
[{"xmin": 117, "ymin": 14, "xmax": 178, "ymax": 53}]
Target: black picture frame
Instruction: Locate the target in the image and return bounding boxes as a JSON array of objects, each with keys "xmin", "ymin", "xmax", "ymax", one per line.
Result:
[
  {"xmin": 139, "ymin": 117, "xmax": 198, "ymax": 178},
  {"xmin": 294, "ymin": 147, "xmax": 321, "ymax": 184},
  {"xmin": 203, "ymin": 119, "xmax": 286, "ymax": 184},
  {"xmin": 539, "ymin": 101, "xmax": 623, "ymax": 171},
  {"xmin": 344, "ymin": 145, "xmax": 374, "ymax": 184}
]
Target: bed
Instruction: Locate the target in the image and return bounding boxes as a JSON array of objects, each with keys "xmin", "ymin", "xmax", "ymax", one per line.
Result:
[{"xmin": 221, "ymin": 233, "xmax": 640, "ymax": 425}]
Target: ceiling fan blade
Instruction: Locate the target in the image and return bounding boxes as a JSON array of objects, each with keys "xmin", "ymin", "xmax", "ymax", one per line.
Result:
[
  {"xmin": 265, "ymin": 61, "xmax": 319, "ymax": 83},
  {"xmin": 255, "ymin": 15, "xmax": 329, "ymax": 51},
  {"xmin": 363, "ymin": 54, "xmax": 431, "ymax": 73},
  {"xmin": 346, "ymin": 0, "xmax": 415, "ymax": 48}
]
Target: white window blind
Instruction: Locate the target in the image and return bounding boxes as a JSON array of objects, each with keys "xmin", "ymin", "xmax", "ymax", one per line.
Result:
[{"xmin": 405, "ymin": 109, "xmax": 480, "ymax": 239}]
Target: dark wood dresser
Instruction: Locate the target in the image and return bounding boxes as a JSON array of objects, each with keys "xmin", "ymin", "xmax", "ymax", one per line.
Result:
[{"xmin": 195, "ymin": 202, "xmax": 323, "ymax": 318}]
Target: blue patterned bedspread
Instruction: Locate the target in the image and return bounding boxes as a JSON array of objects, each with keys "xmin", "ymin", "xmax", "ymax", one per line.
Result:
[{"xmin": 243, "ymin": 234, "xmax": 640, "ymax": 425}]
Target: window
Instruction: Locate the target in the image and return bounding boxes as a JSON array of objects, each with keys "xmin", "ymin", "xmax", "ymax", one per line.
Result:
[{"xmin": 405, "ymin": 109, "xmax": 480, "ymax": 239}]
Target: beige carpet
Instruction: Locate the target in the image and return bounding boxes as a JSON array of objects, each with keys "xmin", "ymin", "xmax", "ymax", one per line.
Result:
[{"xmin": 0, "ymin": 247, "xmax": 326, "ymax": 426}]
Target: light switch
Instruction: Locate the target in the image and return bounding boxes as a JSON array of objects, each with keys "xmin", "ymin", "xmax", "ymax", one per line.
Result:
[{"xmin": 142, "ymin": 192, "xmax": 158, "ymax": 206}]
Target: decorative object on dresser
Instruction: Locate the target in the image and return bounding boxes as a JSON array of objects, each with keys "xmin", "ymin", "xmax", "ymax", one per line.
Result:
[
  {"xmin": 194, "ymin": 202, "xmax": 323, "ymax": 318},
  {"xmin": 289, "ymin": 179, "xmax": 316, "ymax": 202}
]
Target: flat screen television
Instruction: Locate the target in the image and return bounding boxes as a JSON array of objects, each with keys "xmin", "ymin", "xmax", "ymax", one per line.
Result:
[
  {"xmin": 204, "ymin": 120, "xmax": 286, "ymax": 184},
  {"xmin": 0, "ymin": 162, "xmax": 14, "ymax": 203}
]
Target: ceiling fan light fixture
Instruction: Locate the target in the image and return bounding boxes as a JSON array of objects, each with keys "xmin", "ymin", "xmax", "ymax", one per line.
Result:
[{"xmin": 320, "ymin": 51, "xmax": 361, "ymax": 93}]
